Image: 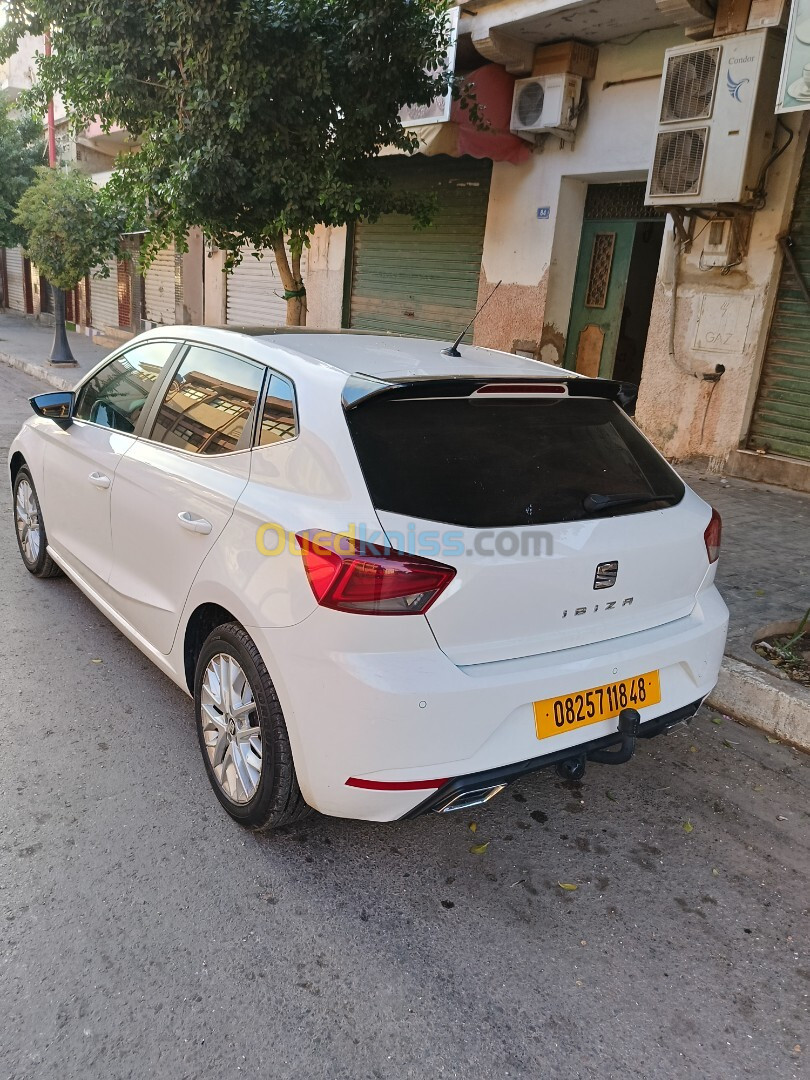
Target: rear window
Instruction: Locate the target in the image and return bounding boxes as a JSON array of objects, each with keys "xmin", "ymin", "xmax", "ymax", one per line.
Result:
[{"xmin": 346, "ymin": 394, "xmax": 684, "ymax": 528}]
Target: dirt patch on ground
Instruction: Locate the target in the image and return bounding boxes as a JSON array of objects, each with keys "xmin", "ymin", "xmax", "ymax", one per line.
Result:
[{"xmin": 754, "ymin": 613, "xmax": 810, "ymax": 686}]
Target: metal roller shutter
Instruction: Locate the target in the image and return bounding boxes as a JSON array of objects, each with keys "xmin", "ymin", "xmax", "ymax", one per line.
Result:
[
  {"xmin": 748, "ymin": 150, "xmax": 810, "ymax": 461},
  {"xmin": 226, "ymin": 247, "xmax": 289, "ymax": 326},
  {"xmin": 5, "ymin": 247, "xmax": 25, "ymax": 312},
  {"xmin": 348, "ymin": 156, "xmax": 492, "ymax": 340},
  {"xmin": 91, "ymin": 259, "xmax": 121, "ymax": 332},
  {"xmin": 145, "ymin": 244, "xmax": 179, "ymax": 326}
]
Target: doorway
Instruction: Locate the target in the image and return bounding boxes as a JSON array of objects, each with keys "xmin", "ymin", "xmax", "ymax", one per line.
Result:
[{"xmin": 564, "ymin": 184, "xmax": 664, "ymax": 388}]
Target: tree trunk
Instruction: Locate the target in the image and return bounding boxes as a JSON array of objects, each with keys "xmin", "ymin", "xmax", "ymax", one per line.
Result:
[
  {"xmin": 271, "ymin": 234, "xmax": 307, "ymax": 327},
  {"xmin": 49, "ymin": 287, "xmax": 78, "ymax": 366}
]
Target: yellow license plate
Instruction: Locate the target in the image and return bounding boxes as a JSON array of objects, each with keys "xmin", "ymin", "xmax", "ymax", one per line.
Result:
[{"xmin": 534, "ymin": 670, "xmax": 661, "ymax": 741}]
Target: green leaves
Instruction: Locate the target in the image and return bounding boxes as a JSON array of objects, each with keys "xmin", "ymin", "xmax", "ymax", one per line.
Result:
[
  {"xmin": 0, "ymin": 100, "xmax": 46, "ymax": 248},
  {"xmin": 1, "ymin": 0, "xmax": 461, "ymax": 310},
  {"xmin": 14, "ymin": 167, "xmax": 123, "ymax": 290}
]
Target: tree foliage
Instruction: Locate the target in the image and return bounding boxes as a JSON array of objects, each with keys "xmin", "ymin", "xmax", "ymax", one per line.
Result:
[
  {"xmin": 1, "ymin": 0, "xmax": 460, "ymax": 323},
  {"xmin": 0, "ymin": 98, "xmax": 46, "ymax": 248},
  {"xmin": 13, "ymin": 166, "xmax": 122, "ymax": 290}
]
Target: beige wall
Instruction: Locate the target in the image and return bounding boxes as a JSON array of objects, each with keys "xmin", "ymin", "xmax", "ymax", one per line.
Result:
[
  {"xmin": 471, "ymin": 27, "xmax": 683, "ymax": 355},
  {"xmin": 305, "ymin": 226, "xmax": 347, "ymax": 328},
  {"xmin": 636, "ymin": 116, "xmax": 810, "ymax": 465}
]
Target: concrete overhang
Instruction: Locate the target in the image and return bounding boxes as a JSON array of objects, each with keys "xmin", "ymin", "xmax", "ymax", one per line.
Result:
[{"xmin": 460, "ymin": 0, "xmax": 715, "ymax": 72}]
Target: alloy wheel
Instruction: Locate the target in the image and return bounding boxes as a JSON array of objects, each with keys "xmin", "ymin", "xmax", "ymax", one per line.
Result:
[
  {"xmin": 15, "ymin": 479, "xmax": 42, "ymax": 565},
  {"xmin": 200, "ymin": 653, "xmax": 262, "ymax": 805}
]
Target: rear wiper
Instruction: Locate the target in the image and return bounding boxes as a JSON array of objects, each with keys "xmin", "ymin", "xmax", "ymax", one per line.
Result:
[{"xmin": 583, "ymin": 492, "xmax": 680, "ymax": 514}]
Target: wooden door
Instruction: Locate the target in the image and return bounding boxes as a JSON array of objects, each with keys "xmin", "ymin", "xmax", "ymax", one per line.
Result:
[{"xmin": 564, "ymin": 219, "xmax": 636, "ymax": 378}]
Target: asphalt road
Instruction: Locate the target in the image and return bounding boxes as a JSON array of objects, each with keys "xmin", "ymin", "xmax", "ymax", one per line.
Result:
[{"xmin": 0, "ymin": 360, "xmax": 807, "ymax": 1080}]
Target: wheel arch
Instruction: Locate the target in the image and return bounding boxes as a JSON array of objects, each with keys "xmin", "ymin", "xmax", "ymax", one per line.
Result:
[
  {"xmin": 183, "ymin": 602, "xmax": 242, "ymax": 694},
  {"xmin": 9, "ymin": 451, "xmax": 26, "ymax": 485}
]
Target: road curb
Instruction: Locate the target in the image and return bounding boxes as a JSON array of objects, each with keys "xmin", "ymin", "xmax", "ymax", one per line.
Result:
[
  {"xmin": 707, "ymin": 655, "xmax": 810, "ymax": 752},
  {"xmin": 0, "ymin": 349, "xmax": 79, "ymax": 391}
]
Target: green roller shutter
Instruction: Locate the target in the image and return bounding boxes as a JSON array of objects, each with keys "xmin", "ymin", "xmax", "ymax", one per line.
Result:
[
  {"xmin": 348, "ymin": 156, "xmax": 492, "ymax": 341},
  {"xmin": 748, "ymin": 150, "xmax": 810, "ymax": 461}
]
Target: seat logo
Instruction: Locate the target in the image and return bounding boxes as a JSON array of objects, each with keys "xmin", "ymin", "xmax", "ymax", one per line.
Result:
[{"xmin": 594, "ymin": 560, "xmax": 619, "ymax": 590}]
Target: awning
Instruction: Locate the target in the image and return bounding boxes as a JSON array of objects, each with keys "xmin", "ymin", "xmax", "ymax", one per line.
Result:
[{"xmin": 408, "ymin": 64, "xmax": 532, "ymax": 165}]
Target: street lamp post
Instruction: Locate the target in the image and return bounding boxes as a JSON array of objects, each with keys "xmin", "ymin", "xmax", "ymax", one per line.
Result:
[{"xmin": 44, "ymin": 31, "xmax": 77, "ymax": 367}]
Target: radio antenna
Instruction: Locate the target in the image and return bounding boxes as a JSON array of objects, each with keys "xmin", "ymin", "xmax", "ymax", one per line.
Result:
[{"xmin": 442, "ymin": 280, "xmax": 502, "ymax": 357}]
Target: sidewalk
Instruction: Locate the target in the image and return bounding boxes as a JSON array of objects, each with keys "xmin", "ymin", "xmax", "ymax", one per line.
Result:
[
  {"xmin": 680, "ymin": 466, "xmax": 810, "ymax": 749},
  {"xmin": 0, "ymin": 311, "xmax": 110, "ymax": 389},
  {"xmin": 1, "ymin": 309, "xmax": 808, "ymax": 748}
]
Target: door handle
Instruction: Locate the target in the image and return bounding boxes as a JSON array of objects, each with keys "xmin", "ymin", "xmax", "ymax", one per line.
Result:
[
  {"xmin": 177, "ymin": 511, "xmax": 212, "ymax": 536},
  {"xmin": 88, "ymin": 471, "xmax": 111, "ymax": 489}
]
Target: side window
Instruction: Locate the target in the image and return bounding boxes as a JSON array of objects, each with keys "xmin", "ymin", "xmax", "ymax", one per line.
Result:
[
  {"xmin": 259, "ymin": 374, "xmax": 297, "ymax": 446},
  {"xmin": 148, "ymin": 344, "xmax": 265, "ymax": 456},
  {"xmin": 75, "ymin": 341, "xmax": 176, "ymax": 432}
]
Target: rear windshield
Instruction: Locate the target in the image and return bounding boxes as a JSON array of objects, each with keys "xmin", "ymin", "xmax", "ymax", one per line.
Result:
[{"xmin": 346, "ymin": 394, "xmax": 685, "ymax": 528}]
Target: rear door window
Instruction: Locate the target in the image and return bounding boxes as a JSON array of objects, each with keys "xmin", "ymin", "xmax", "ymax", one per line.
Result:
[
  {"xmin": 346, "ymin": 393, "xmax": 684, "ymax": 527},
  {"xmin": 146, "ymin": 344, "xmax": 265, "ymax": 455}
]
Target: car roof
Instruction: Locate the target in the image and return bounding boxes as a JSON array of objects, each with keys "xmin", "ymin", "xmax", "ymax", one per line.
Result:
[
  {"xmin": 254, "ymin": 332, "xmax": 562, "ymax": 380},
  {"xmin": 145, "ymin": 326, "xmax": 565, "ymax": 381}
]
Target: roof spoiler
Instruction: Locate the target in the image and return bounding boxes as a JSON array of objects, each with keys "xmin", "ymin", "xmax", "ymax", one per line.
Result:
[{"xmin": 342, "ymin": 374, "xmax": 639, "ymax": 414}]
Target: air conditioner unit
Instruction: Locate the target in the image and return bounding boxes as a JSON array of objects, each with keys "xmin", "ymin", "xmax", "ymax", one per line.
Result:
[
  {"xmin": 645, "ymin": 29, "xmax": 783, "ymax": 207},
  {"xmin": 510, "ymin": 74, "xmax": 583, "ymax": 141}
]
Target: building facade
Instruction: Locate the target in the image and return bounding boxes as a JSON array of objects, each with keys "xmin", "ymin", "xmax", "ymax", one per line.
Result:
[
  {"xmin": 2, "ymin": 3, "xmax": 808, "ymax": 490},
  {"xmin": 317, "ymin": 0, "xmax": 810, "ymax": 490}
]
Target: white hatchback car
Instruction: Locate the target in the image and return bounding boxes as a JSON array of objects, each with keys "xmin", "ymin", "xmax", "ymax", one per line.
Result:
[{"xmin": 10, "ymin": 327, "xmax": 728, "ymax": 828}]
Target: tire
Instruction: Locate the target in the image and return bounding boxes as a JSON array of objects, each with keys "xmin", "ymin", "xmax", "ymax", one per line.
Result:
[
  {"xmin": 194, "ymin": 622, "xmax": 310, "ymax": 830},
  {"xmin": 12, "ymin": 466, "xmax": 63, "ymax": 579}
]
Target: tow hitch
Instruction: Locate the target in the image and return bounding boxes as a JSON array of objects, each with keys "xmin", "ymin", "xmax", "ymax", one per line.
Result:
[{"xmin": 554, "ymin": 708, "xmax": 641, "ymax": 781}]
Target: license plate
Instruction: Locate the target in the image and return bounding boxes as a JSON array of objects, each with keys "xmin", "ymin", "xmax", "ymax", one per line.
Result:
[{"xmin": 534, "ymin": 671, "xmax": 661, "ymax": 741}]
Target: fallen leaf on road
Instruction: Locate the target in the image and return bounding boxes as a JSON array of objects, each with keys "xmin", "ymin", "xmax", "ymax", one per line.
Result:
[
  {"xmin": 710, "ymin": 716, "xmax": 722, "ymax": 725},
  {"xmin": 766, "ymin": 736, "xmax": 779, "ymax": 744},
  {"xmin": 91, "ymin": 658, "xmax": 103, "ymax": 664},
  {"xmin": 468, "ymin": 822, "xmax": 477, "ymax": 833},
  {"xmin": 557, "ymin": 882, "xmax": 578, "ymax": 891},
  {"xmin": 683, "ymin": 821, "xmax": 694, "ymax": 834},
  {"xmin": 469, "ymin": 842, "xmax": 489, "ymax": 855},
  {"xmin": 722, "ymin": 739, "xmax": 735, "ymax": 749},
  {"xmin": 689, "ymin": 745, "xmax": 698, "ymax": 753},
  {"xmin": 755, "ymin": 589, "xmax": 765, "ymax": 597},
  {"xmin": 605, "ymin": 790, "xmax": 618, "ymax": 802},
  {"xmin": 712, "ymin": 868, "xmax": 719, "ymax": 877},
  {"xmin": 753, "ymin": 785, "xmax": 764, "ymax": 793}
]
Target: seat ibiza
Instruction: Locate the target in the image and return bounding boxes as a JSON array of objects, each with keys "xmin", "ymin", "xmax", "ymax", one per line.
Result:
[{"xmin": 9, "ymin": 328, "xmax": 728, "ymax": 829}]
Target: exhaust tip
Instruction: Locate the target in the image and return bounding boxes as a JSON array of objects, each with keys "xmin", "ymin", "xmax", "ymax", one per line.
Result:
[{"xmin": 435, "ymin": 783, "xmax": 507, "ymax": 814}]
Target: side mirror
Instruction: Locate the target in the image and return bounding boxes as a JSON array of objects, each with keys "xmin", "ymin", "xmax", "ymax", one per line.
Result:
[{"xmin": 30, "ymin": 392, "xmax": 75, "ymax": 430}]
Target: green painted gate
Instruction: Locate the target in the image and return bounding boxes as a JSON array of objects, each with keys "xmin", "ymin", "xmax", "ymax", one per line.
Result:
[
  {"xmin": 346, "ymin": 156, "xmax": 492, "ymax": 341},
  {"xmin": 564, "ymin": 219, "xmax": 637, "ymax": 378},
  {"xmin": 748, "ymin": 150, "xmax": 810, "ymax": 461}
]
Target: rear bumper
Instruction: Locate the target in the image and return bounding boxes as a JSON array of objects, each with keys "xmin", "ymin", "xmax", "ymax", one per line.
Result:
[
  {"xmin": 401, "ymin": 696, "xmax": 703, "ymax": 818},
  {"xmin": 252, "ymin": 584, "xmax": 728, "ymax": 823}
]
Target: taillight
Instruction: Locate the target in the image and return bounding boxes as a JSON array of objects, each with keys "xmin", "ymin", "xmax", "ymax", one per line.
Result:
[
  {"xmin": 296, "ymin": 530, "xmax": 456, "ymax": 615},
  {"xmin": 704, "ymin": 508, "xmax": 721, "ymax": 564}
]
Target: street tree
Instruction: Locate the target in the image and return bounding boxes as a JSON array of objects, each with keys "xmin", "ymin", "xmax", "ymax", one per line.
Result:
[
  {"xmin": 14, "ymin": 166, "xmax": 122, "ymax": 363},
  {"xmin": 1, "ymin": 1, "xmax": 463, "ymax": 325},
  {"xmin": 0, "ymin": 98, "xmax": 45, "ymax": 249}
]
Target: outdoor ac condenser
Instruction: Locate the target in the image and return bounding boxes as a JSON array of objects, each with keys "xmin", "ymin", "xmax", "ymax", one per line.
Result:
[
  {"xmin": 510, "ymin": 74, "xmax": 583, "ymax": 141},
  {"xmin": 645, "ymin": 29, "xmax": 784, "ymax": 207}
]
